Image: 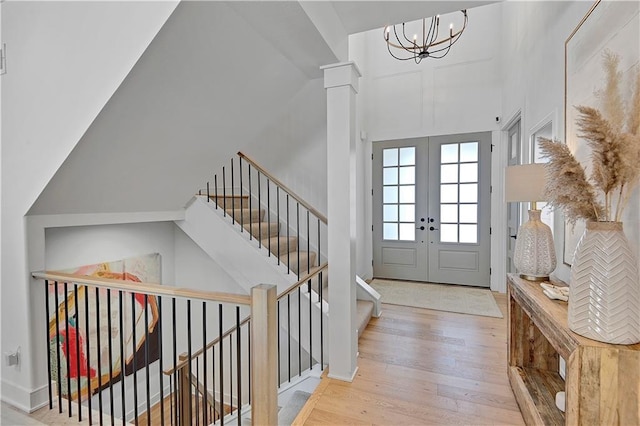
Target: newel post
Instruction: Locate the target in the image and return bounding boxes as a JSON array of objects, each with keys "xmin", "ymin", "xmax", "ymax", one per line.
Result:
[{"xmin": 250, "ymin": 284, "xmax": 278, "ymax": 425}]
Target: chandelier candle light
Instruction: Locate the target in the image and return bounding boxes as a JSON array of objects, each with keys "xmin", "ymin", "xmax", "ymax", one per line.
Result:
[
  {"xmin": 384, "ymin": 10, "xmax": 468, "ymax": 63},
  {"xmin": 505, "ymin": 163, "xmax": 557, "ymax": 281}
]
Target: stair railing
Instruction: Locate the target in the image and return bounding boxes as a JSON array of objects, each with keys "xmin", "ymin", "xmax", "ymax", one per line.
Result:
[
  {"xmin": 32, "ymin": 271, "xmax": 278, "ymax": 426},
  {"xmin": 200, "ymin": 152, "xmax": 328, "ymax": 279},
  {"xmin": 164, "ymin": 262, "xmax": 328, "ymax": 424}
]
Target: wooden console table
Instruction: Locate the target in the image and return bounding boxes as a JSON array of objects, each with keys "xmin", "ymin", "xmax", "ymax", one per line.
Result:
[{"xmin": 507, "ymin": 273, "xmax": 640, "ymax": 425}]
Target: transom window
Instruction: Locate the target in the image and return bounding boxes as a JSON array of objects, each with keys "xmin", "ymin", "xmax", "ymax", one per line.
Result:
[{"xmin": 382, "ymin": 147, "xmax": 416, "ymax": 241}]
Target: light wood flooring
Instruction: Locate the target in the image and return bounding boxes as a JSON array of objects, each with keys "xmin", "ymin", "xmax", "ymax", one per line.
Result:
[{"xmin": 294, "ymin": 293, "xmax": 525, "ymax": 425}]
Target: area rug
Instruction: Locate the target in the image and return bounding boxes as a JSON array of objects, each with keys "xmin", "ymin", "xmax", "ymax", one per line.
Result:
[{"xmin": 370, "ymin": 279, "xmax": 503, "ymax": 318}]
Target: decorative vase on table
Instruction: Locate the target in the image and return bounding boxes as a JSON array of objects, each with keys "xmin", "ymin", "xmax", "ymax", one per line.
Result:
[{"xmin": 568, "ymin": 221, "xmax": 640, "ymax": 345}]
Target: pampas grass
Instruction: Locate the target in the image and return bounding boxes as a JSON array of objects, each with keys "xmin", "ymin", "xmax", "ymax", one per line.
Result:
[{"xmin": 540, "ymin": 51, "xmax": 640, "ymax": 223}]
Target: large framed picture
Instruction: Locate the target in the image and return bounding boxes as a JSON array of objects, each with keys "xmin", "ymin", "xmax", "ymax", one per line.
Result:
[{"xmin": 563, "ymin": 0, "xmax": 640, "ymax": 265}]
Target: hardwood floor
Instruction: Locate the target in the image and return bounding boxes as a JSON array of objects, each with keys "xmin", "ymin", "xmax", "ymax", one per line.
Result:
[{"xmin": 294, "ymin": 293, "xmax": 525, "ymax": 425}]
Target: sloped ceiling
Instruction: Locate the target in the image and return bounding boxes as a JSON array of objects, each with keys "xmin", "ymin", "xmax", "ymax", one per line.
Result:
[
  {"xmin": 28, "ymin": 1, "xmax": 336, "ymax": 215},
  {"xmin": 29, "ymin": 0, "xmax": 497, "ymax": 215}
]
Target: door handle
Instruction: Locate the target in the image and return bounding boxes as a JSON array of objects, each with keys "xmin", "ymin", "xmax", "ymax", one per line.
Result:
[
  {"xmin": 511, "ymin": 234, "xmax": 517, "ymax": 239},
  {"xmin": 429, "ymin": 226, "xmax": 439, "ymax": 231},
  {"xmin": 417, "ymin": 226, "xmax": 425, "ymax": 231}
]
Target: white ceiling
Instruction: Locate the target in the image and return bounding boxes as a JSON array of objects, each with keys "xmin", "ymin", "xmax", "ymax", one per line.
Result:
[{"xmin": 327, "ymin": 1, "xmax": 499, "ymax": 34}]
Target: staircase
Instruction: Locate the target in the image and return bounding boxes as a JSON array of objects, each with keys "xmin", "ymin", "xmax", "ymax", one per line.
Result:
[{"xmin": 210, "ymin": 192, "xmax": 375, "ymax": 339}]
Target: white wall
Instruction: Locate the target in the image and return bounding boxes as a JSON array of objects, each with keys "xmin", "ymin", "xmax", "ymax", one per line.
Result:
[
  {"xmin": 349, "ymin": 3, "xmax": 503, "ymax": 281},
  {"xmin": 246, "ymin": 78, "xmax": 328, "ymax": 217},
  {"xmin": 1, "ymin": 1, "xmax": 176, "ymax": 410},
  {"xmin": 45, "ymin": 223, "xmax": 176, "ymax": 281},
  {"xmin": 500, "ymin": 1, "xmax": 601, "ymax": 283}
]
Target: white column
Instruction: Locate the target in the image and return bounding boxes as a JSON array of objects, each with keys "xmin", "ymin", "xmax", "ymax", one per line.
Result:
[{"xmin": 321, "ymin": 61, "xmax": 361, "ymax": 382}]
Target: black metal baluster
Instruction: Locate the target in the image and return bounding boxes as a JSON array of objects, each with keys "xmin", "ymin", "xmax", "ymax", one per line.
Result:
[
  {"xmin": 258, "ymin": 171, "xmax": 262, "ymax": 246},
  {"xmin": 228, "ymin": 335, "xmax": 233, "ymax": 414},
  {"xmin": 219, "ymin": 305, "xmax": 224, "ymax": 426},
  {"xmin": 131, "ymin": 293, "xmax": 138, "ymax": 424},
  {"xmin": 297, "ymin": 203, "xmax": 300, "ymax": 278},
  {"xmin": 248, "ymin": 164, "xmax": 253, "ymax": 240},
  {"xmin": 308, "ymin": 211, "xmax": 313, "ymax": 368},
  {"xmin": 119, "ymin": 291, "xmax": 126, "ymax": 422},
  {"xmin": 85, "ymin": 286, "xmax": 92, "ymax": 423},
  {"xmin": 309, "ymin": 275, "xmax": 313, "ymax": 369},
  {"xmin": 214, "ymin": 175, "xmax": 219, "ymax": 210},
  {"xmin": 319, "ymin": 271, "xmax": 324, "ymax": 369},
  {"xmin": 298, "ymin": 286, "xmax": 302, "ymax": 377},
  {"xmin": 206, "ymin": 182, "xmax": 210, "ymax": 202},
  {"xmin": 231, "ymin": 158, "xmax": 235, "ymax": 225},
  {"xmin": 267, "ymin": 179, "xmax": 271, "ymax": 256},
  {"xmin": 277, "ymin": 188, "xmax": 281, "ymax": 263},
  {"xmin": 287, "ymin": 294, "xmax": 291, "ymax": 382},
  {"xmin": 144, "ymin": 295, "xmax": 151, "ymax": 426},
  {"xmin": 64, "ymin": 282, "xmax": 72, "ymax": 417},
  {"xmin": 107, "ymin": 290, "xmax": 114, "ymax": 426},
  {"xmin": 172, "ymin": 299, "xmax": 178, "ymax": 425},
  {"xmin": 318, "ymin": 219, "xmax": 321, "ymax": 267},
  {"xmin": 236, "ymin": 307, "xmax": 242, "ymax": 425},
  {"xmin": 287, "ymin": 194, "xmax": 291, "ymax": 273},
  {"xmin": 169, "ymin": 375, "xmax": 174, "ymax": 425},
  {"xmin": 187, "ymin": 300, "xmax": 193, "ymax": 424},
  {"xmin": 73, "ymin": 284, "xmax": 82, "ymax": 421},
  {"xmin": 195, "ymin": 357, "xmax": 200, "ymax": 426},
  {"xmin": 247, "ymin": 321, "xmax": 251, "ymax": 403},
  {"xmin": 45, "ymin": 281, "xmax": 53, "ymax": 410},
  {"xmin": 211, "ymin": 317, "xmax": 216, "ymax": 422},
  {"xmin": 158, "ymin": 296, "xmax": 165, "ymax": 426},
  {"xmin": 96, "ymin": 288, "xmax": 103, "ymax": 425},
  {"xmin": 223, "ymin": 166, "xmax": 227, "ymax": 217},
  {"xmin": 239, "ymin": 157, "xmax": 244, "ymax": 232},
  {"xmin": 277, "ymin": 300, "xmax": 281, "ymax": 388},
  {"xmin": 54, "ymin": 281, "xmax": 62, "ymax": 413},
  {"xmin": 202, "ymin": 302, "xmax": 208, "ymax": 426}
]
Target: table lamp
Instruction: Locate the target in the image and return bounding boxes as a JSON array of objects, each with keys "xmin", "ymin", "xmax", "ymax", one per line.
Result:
[{"xmin": 505, "ymin": 163, "xmax": 556, "ymax": 281}]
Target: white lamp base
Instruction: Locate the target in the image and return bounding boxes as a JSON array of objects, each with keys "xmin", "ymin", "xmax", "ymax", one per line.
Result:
[{"xmin": 514, "ymin": 210, "xmax": 556, "ymax": 281}]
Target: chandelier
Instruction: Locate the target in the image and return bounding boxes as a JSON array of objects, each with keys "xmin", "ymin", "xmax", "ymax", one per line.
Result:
[{"xmin": 383, "ymin": 10, "xmax": 468, "ymax": 63}]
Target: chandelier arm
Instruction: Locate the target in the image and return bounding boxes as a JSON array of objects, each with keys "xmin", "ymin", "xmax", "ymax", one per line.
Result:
[
  {"xmin": 386, "ymin": 41, "xmax": 417, "ymax": 61},
  {"xmin": 400, "ymin": 22, "xmax": 414, "ymax": 47},
  {"xmin": 428, "ymin": 29, "xmax": 465, "ymax": 55},
  {"xmin": 393, "ymin": 25, "xmax": 418, "ymax": 53},
  {"xmin": 424, "ymin": 17, "xmax": 440, "ymax": 49}
]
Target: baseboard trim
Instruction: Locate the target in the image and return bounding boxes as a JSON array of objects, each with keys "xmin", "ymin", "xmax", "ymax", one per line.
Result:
[
  {"xmin": 1, "ymin": 379, "xmax": 49, "ymax": 413},
  {"xmin": 327, "ymin": 366, "xmax": 358, "ymax": 383}
]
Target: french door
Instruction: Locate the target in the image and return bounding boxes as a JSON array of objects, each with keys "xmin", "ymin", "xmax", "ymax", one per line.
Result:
[{"xmin": 372, "ymin": 132, "xmax": 492, "ymax": 287}]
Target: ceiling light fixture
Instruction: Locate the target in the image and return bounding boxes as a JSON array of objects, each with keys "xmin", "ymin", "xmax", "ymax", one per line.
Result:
[{"xmin": 383, "ymin": 10, "xmax": 468, "ymax": 63}]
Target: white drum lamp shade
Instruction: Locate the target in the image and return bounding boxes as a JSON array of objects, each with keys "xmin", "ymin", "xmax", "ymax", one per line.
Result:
[{"xmin": 505, "ymin": 164, "xmax": 557, "ymax": 281}]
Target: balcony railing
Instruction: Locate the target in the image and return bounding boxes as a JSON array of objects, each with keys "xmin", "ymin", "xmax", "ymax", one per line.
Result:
[{"xmin": 32, "ymin": 271, "xmax": 278, "ymax": 426}]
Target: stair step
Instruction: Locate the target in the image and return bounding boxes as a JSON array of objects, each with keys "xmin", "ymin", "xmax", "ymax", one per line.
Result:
[
  {"xmin": 225, "ymin": 208, "xmax": 265, "ymax": 223},
  {"xmin": 210, "ymin": 194, "xmax": 248, "ymax": 209},
  {"xmin": 356, "ymin": 300, "xmax": 375, "ymax": 339},
  {"xmin": 261, "ymin": 236, "xmax": 298, "ymax": 256},
  {"xmin": 280, "ymin": 251, "xmax": 317, "ymax": 275},
  {"xmin": 243, "ymin": 221, "xmax": 279, "ymax": 238}
]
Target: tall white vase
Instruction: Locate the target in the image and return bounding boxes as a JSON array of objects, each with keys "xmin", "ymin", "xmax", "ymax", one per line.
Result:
[{"xmin": 568, "ymin": 221, "xmax": 640, "ymax": 344}]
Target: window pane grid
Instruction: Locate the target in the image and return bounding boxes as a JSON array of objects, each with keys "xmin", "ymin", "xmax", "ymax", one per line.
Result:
[
  {"xmin": 439, "ymin": 142, "xmax": 479, "ymax": 244},
  {"xmin": 382, "ymin": 147, "xmax": 416, "ymax": 241}
]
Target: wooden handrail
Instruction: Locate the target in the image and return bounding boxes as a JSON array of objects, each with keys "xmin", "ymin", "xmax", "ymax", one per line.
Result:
[
  {"xmin": 237, "ymin": 151, "xmax": 328, "ymax": 224},
  {"xmin": 164, "ymin": 315, "xmax": 251, "ymax": 375},
  {"xmin": 164, "ymin": 263, "xmax": 328, "ymax": 375},
  {"xmin": 278, "ymin": 262, "xmax": 328, "ymax": 298},
  {"xmin": 32, "ymin": 271, "xmax": 252, "ymax": 306}
]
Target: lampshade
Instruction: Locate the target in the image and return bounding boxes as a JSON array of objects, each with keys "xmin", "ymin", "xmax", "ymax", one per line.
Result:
[
  {"xmin": 505, "ymin": 163, "xmax": 556, "ymax": 281},
  {"xmin": 505, "ymin": 163, "xmax": 547, "ymax": 202}
]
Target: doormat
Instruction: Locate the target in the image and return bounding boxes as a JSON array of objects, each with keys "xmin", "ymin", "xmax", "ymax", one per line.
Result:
[{"xmin": 370, "ymin": 279, "xmax": 503, "ymax": 318}]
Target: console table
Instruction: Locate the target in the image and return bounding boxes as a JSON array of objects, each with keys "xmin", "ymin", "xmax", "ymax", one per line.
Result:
[{"xmin": 507, "ymin": 273, "xmax": 640, "ymax": 425}]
